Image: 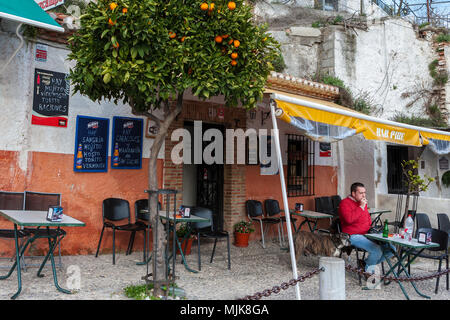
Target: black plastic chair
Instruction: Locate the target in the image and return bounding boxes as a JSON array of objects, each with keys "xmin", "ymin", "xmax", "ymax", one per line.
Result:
[
  {"xmin": 437, "ymin": 213, "xmax": 450, "ymax": 234},
  {"xmin": 410, "ymin": 228, "xmax": 449, "ymax": 294},
  {"xmin": 95, "ymin": 198, "xmax": 147, "ymax": 265},
  {"xmin": 246, "ymin": 200, "xmax": 282, "ymax": 248},
  {"xmin": 0, "ymin": 191, "xmax": 29, "ymax": 269},
  {"xmin": 191, "ymin": 207, "xmax": 230, "ymax": 271},
  {"xmin": 315, "ymin": 196, "xmax": 335, "ymax": 215},
  {"xmin": 415, "ymin": 213, "xmax": 432, "ymax": 236},
  {"xmin": 264, "ymin": 199, "xmax": 296, "ymax": 243},
  {"xmin": 331, "ymin": 195, "xmax": 342, "ymax": 216},
  {"xmin": 23, "ymin": 191, "xmax": 65, "ymax": 268}
]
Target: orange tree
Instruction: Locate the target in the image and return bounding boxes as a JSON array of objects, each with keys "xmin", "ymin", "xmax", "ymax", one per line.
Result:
[{"xmin": 67, "ymin": 0, "xmax": 280, "ymax": 295}]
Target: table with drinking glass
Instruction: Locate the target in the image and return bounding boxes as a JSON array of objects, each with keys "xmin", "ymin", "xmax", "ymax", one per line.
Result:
[
  {"xmin": 365, "ymin": 232, "xmax": 439, "ymax": 300},
  {"xmin": 0, "ymin": 210, "xmax": 85, "ymax": 299},
  {"xmin": 290, "ymin": 209, "xmax": 334, "ymax": 233},
  {"xmin": 139, "ymin": 209, "xmax": 209, "ymax": 275},
  {"xmin": 368, "ymin": 208, "xmax": 391, "ymax": 227}
]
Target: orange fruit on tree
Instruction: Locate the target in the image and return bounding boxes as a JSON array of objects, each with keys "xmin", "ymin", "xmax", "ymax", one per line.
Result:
[
  {"xmin": 231, "ymin": 52, "xmax": 238, "ymax": 59},
  {"xmin": 228, "ymin": 38, "xmax": 233, "ymax": 45},
  {"xmin": 222, "ymin": 34, "xmax": 229, "ymax": 39},
  {"xmin": 209, "ymin": 3, "xmax": 215, "ymax": 11},
  {"xmin": 181, "ymin": 36, "xmax": 186, "ymax": 42},
  {"xmin": 200, "ymin": 2, "xmax": 208, "ymax": 10},
  {"xmin": 113, "ymin": 41, "xmax": 119, "ymax": 48},
  {"xmin": 108, "ymin": 18, "xmax": 116, "ymax": 26},
  {"xmin": 109, "ymin": 2, "xmax": 117, "ymax": 10},
  {"xmin": 233, "ymin": 40, "xmax": 240, "ymax": 48},
  {"xmin": 231, "ymin": 59, "xmax": 237, "ymax": 66},
  {"xmin": 228, "ymin": 1, "xmax": 236, "ymax": 10},
  {"xmin": 122, "ymin": 8, "xmax": 128, "ymax": 14},
  {"xmin": 215, "ymin": 35, "xmax": 223, "ymax": 43}
]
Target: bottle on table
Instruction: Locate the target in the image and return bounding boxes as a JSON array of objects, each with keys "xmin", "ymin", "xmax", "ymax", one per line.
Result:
[
  {"xmin": 404, "ymin": 214, "xmax": 414, "ymax": 241},
  {"xmin": 382, "ymin": 219, "xmax": 389, "ymax": 238}
]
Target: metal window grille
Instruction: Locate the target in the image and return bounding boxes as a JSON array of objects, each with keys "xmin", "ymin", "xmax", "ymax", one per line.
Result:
[
  {"xmin": 287, "ymin": 134, "xmax": 315, "ymax": 197},
  {"xmin": 387, "ymin": 145, "xmax": 408, "ymax": 194}
]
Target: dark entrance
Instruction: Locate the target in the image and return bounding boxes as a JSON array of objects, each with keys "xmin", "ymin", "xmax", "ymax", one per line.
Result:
[{"xmin": 184, "ymin": 121, "xmax": 224, "ymax": 231}]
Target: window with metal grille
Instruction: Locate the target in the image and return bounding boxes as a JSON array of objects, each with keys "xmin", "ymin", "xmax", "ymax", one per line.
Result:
[
  {"xmin": 287, "ymin": 134, "xmax": 315, "ymax": 197},
  {"xmin": 387, "ymin": 145, "xmax": 409, "ymax": 194}
]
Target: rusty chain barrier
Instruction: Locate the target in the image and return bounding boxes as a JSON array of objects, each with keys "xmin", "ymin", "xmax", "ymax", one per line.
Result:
[
  {"xmin": 237, "ymin": 267, "xmax": 324, "ymax": 300},
  {"xmin": 238, "ymin": 263, "xmax": 450, "ymax": 300}
]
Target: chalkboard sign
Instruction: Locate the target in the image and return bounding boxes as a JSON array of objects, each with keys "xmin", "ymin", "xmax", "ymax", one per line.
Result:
[
  {"xmin": 32, "ymin": 68, "xmax": 70, "ymax": 127},
  {"xmin": 111, "ymin": 116, "xmax": 143, "ymax": 169},
  {"xmin": 74, "ymin": 116, "xmax": 109, "ymax": 172}
]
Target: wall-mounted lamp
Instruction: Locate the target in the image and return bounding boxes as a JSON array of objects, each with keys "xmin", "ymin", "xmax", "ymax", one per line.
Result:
[
  {"xmin": 249, "ymin": 109, "xmax": 257, "ymax": 120},
  {"xmin": 261, "ymin": 110, "xmax": 271, "ymax": 126}
]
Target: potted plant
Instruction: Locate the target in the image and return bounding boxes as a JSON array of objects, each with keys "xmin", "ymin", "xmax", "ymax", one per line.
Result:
[
  {"xmin": 176, "ymin": 223, "xmax": 196, "ymax": 255},
  {"xmin": 233, "ymin": 220, "xmax": 254, "ymax": 247}
]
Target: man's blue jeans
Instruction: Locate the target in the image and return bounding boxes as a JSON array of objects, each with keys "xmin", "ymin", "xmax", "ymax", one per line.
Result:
[{"xmin": 349, "ymin": 234, "xmax": 395, "ymax": 273}]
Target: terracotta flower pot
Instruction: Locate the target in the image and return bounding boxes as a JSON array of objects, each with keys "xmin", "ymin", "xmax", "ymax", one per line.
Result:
[
  {"xmin": 176, "ymin": 238, "xmax": 193, "ymax": 255},
  {"xmin": 234, "ymin": 232, "xmax": 250, "ymax": 247}
]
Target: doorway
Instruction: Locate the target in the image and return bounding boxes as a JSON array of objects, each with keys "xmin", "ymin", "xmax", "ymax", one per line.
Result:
[{"xmin": 182, "ymin": 121, "xmax": 224, "ymax": 231}]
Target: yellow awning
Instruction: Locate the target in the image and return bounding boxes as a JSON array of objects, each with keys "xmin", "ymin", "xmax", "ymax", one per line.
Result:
[{"xmin": 271, "ymin": 91, "xmax": 450, "ymax": 153}]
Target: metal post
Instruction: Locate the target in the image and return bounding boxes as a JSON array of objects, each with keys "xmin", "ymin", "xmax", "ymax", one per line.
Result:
[
  {"xmin": 319, "ymin": 257, "xmax": 345, "ymax": 300},
  {"xmin": 270, "ymin": 100, "xmax": 301, "ymax": 300}
]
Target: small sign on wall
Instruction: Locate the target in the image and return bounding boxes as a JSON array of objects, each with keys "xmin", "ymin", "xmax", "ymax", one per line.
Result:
[
  {"xmin": 439, "ymin": 157, "xmax": 449, "ymax": 170},
  {"xmin": 35, "ymin": 43, "xmax": 47, "ymax": 62},
  {"xmin": 319, "ymin": 142, "xmax": 331, "ymax": 157}
]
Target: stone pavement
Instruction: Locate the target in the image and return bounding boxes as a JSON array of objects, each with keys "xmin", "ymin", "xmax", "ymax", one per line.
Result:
[{"xmin": 0, "ymin": 239, "xmax": 448, "ymax": 300}]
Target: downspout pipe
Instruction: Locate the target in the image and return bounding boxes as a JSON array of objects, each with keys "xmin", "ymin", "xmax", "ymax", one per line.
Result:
[{"xmin": 1, "ymin": 23, "xmax": 24, "ymax": 74}]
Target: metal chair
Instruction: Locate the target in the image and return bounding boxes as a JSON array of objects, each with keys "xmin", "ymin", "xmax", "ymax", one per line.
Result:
[
  {"xmin": 0, "ymin": 191, "xmax": 29, "ymax": 269},
  {"xmin": 246, "ymin": 200, "xmax": 283, "ymax": 248},
  {"xmin": 437, "ymin": 213, "xmax": 450, "ymax": 248},
  {"xmin": 191, "ymin": 207, "xmax": 230, "ymax": 271},
  {"xmin": 95, "ymin": 198, "xmax": 147, "ymax": 265},
  {"xmin": 411, "ymin": 228, "xmax": 449, "ymax": 294},
  {"xmin": 23, "ymin": 191, "xmax": 64, "ymax": 268}
]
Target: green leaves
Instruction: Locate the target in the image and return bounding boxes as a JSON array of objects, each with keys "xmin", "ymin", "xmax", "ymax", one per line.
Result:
[{"xmin": 67, "ymin": 0, "xmax": 280, "ymax": 111}]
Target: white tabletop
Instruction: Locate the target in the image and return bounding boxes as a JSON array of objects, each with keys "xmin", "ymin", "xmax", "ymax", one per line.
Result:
[
  {"xmin": 0, "ymin": 210, "xmax": 85, "ymax": 227},
  {"xmin": 365, "ymin": 233, "xmax": 439, "ymax": 249}
]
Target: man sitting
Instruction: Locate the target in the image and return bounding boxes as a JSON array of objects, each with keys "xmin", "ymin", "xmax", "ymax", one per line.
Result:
[{"xmin": 338, "ymin": 182, "xmax": 394, "ymax": 275}]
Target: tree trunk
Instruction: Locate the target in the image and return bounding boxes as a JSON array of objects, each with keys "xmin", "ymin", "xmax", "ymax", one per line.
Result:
[{"xmin": 148, "ymin": 92, "xmax": 183, "ymax": 296}]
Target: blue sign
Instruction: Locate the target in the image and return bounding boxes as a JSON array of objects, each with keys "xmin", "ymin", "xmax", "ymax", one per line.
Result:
[
  {"xmin": 74, "ymin": 115, "xmax": 109, "ymax": 172},
  {"xmin": 111, "ymin": 116, "xmax": 143, "ymax": 169}
]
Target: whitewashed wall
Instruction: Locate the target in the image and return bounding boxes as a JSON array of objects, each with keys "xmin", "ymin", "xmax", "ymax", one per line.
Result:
[{"xmin": 0, "ymin": 20, "xmax": 164, "ymax": 166}]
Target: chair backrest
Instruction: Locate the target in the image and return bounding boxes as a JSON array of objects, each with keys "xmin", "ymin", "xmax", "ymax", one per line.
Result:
[
  {"xmin": 0, "ymin": 191, "xmax": 24, "ymax": 210},
  {"xmin": 417, "ymin": 227, "xmax": 449, "ymax": 252},
  {"xmin": 103, "ymin": 198, "xmax": 131, "ymax": 222},
  {"xmin": 134, "ymin": 199, "xmax": 161, "ymax": 221},
  {"xmin": 246, "ymin": 200, "xmax": 263, "ymax": 218},
  {"xmin": 264, "ymin": 199, "xmax": 280, "ymax": 217},
  {"xmin": 415, "ymin": 213, "xmax": 432, "ymax": 231},
  {"xmin": 331, "ymin": 195, "xmax": 342, "ymax": 216},
  {"xmin": 315, "ymin": 196, "xmax": 334, "ymax": 215},
  {"xmin": 191, "ymin": 207, "xmax": 213, "ymax": 231},
  {"xmin": 437, "ymin": 213, "xmax": 450, "ymax": 233},
  {"xmin": 24, "ymin": 191, "xmax": 61, "ymax": 211}
]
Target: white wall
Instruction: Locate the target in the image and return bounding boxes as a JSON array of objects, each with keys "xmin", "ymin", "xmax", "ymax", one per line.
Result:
[{"xmin": 0, "ymin": 20, "xmax": 164, "ymax": 165}]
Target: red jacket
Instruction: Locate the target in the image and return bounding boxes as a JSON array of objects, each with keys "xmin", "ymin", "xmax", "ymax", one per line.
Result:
[{"xmin": 338, "ymin": 196, "xmax": 371, "ymax": 235}]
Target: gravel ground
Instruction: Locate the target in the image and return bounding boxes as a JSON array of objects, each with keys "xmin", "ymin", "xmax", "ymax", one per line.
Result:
[{"xmin": 0, "ymin": 239, "xmax": 449, "ymax": 300}]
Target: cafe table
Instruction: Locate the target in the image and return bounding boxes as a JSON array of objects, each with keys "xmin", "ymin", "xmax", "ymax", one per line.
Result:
[
  {"xmin": 0, "ymin": 210, "xmax": 85, "ymax": 299},
  {"xmin": 138, "ymin": 209, "xmax": 209, "ymax": 276},
  {"xmin": 290, "ymin": 209, "xmax": 333, "ymax": 233},
  {"xmin": 365, "ymin": 232, "xmax": 439, "ymax": 300},
  {"xmin": 368, "ymin": 208, "xmax": 391, "ymax": 227}
]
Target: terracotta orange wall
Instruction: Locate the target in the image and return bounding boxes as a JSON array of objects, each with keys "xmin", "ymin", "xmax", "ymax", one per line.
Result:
[
  {"xmin": 0, "ymin": 150, "xmax": 163, "ymax": 257},
  {"xmin": 245, "ymin": 165, "xmax": 338, "ymax": 240}
]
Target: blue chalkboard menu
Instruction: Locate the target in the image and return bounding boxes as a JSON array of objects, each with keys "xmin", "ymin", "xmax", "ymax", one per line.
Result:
[
  {"xmin": 111, "ymin": 116, "xmax": 143, "ymax": 169},
  {"xmin": 74, "ymin": 115, "xmax": 109, "ymax": 172}
]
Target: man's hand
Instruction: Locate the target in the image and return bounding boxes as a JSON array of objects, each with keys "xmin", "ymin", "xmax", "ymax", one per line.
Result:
[{"xmin": 359, "ymin": 197, "xmax": 368, "ymax": 209}]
